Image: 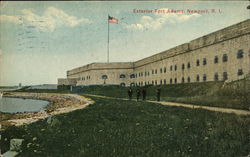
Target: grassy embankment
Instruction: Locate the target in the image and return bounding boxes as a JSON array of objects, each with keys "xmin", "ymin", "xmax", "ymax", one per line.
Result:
[
  {"xmin": 1, "ymin": 96, "xmax": 249, "ymax": 157},
  {"xmin": 78, "ymin": 81, "xmax": 249, "ymax": 110}
]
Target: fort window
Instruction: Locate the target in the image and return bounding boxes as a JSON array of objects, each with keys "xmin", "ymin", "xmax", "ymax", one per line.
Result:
[
  {"xmin": 182, "ymin": 64, "xmax": 185, "ymax": 70},
  {"xmin": 155, "ymin": 69, "xmax": 157, "ymax": 74},
  {"xmin": 214, "ymin": 56, "xmax": 219, "ymax": 64},
  {"xmin": 223, "ymin": 72, "xmax": 228, "ymax": 80},
  {"xmin": 170, "ymin": 78, "xmax": 173, "ymax": 84},
  {"xmin": 148, "ymin": 72, "xmax": 150, "ymax": 76},
  {"xmin": 237, "ymin": 69, "xmax": 243, "ymax": 76},
  {"xmin": 222, "ymin": 54, "xmax": 228, "ymax": 62},
  {"xmin": 152, "ymin": 80, "xmax": 154, "ymax": 85},
  {"xmin": 155, "ymin": 80, "xmax": 157, "ymax": 85},
  {"xmin": 130, "ymin": 83, "xmax": 135, "ymax": 87},
  {"xmin": 160, "ymin": 68, "xmax": 162, "ymax": 73},
  {"xmin": 164, "ymin": 67, "xmax": 166, "ymax": 73},
  {"xmin": 174, "ymin": 78, "xmax": 177, "ymax": 84},
  {"xmin": 196, "ymin": 75, "xmax": 200, "ymax": 82},
  {"xmin": 135, "ymin": 74, "xmax": 137, "ymax": 78},
  {"xmin": 214, "ymin": 73, "xmax": 219, "ymax": 81},
  {"xmin": 187, "ymin": 77, "xmax": 191, "ymax": 83},
  {"xmin": 120, "ymin": 74, "xmax": 126, "ymax": 78},
  {"xmin": 160, "ymin": 80, "xmax": 162, "ymax": 85},
  {"xmin": 187, "ymin": 62, "xmax": 191, "ymax": 69},
  {"xmin": 196, "ymin": 59, "xmax": 200, "ymax": 66},
  {"xmin": 182, "ymin": 77, "xmax": 185, "ymax": 83},
  {"xmin": 130, "ymin": 74, "xmax": 135, "ymax": 78},
  {"xmin": 164, "ymin": 79, "xmax": 166, "ymax": 85},
  {"xmin": 145, "ymin": 72, "xmax": 147, "ymax": 76},
  {"xmin": 102, "ymin": 75, "xmax": 108, "ymax": 79},
  {"xmin": 203, "ymin": 58, "xmax": 207, "ymax": 65},
  {"xmin": 170, "ymin": 65, "xmax": 173, "ymax": 71},
  {"xmin": 152, "ymin": 70, "xmax": 154, "ymax": 74},
  {"xmin": 141, "ymin": 72, "xmax": 143, "ymax": 77},
  {"xmin": 148, "ymin": 81, "xmax": 150, "ymax": 85},
  {"xmin": 174, "ymin": 65, "xmax": 177, "ymax": 71},
  {"xmin": 203, "ymin": 74, "xmax": 207, "ymax": 81},
  {"xmin": 237, "ymin": 49, "xmax": 244, "ymax": 59}
]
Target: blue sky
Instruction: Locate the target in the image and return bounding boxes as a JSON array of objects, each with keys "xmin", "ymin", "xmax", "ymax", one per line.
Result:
[{"xmin": 0, "ymin": 1, "xmax": 249, "ymax": 86}]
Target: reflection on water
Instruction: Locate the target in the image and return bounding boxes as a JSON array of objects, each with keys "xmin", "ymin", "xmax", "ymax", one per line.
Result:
[{"xmin": 0, "ymin": 97, "xmax": 49, "ymax": 113}]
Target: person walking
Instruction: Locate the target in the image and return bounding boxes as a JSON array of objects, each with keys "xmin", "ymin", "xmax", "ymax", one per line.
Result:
[
  {"xmin": 128, "ymin": 87, "xmax": 133, "ymax": 100},
  {"xmin": 156, "ymin": 88, "xmax": 161, "ymax": 101},
  {"xmin": 136, "ymin": 88, "xmax": 141, "ymax": 101},
  {"xmin": 142, "ymin": 88, "xmax": 147, "ymax": 101}
]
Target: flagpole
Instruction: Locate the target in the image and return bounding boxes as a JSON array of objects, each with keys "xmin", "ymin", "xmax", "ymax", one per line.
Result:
[{"xmin": 107, "ymin": 15, "xmax": 110, "ymax": 63}]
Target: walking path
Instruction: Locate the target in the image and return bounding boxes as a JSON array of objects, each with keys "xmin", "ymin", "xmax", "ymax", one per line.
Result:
[{"xmin": 83, "ymin": 94, "xmax": 250, "ymax": 116}]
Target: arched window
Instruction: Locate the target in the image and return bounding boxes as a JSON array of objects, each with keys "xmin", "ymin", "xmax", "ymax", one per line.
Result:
[
  {"xmin": 196, "ymin": 59, "xmax": 200, "ymax": 66},
  {"xmin": 152, "ymin": 69, "xmax": 154, "ymax": 74},
  {"xmin": 130, "ymin": 74, "xmax": 135, "ymax": 78},
  {"xmin": 187, "ymin": 77, "xmax": 191, "ymax": 83},
  {"xmin": 130, "ymin": 83, "xmax": 135, "ymax": 86},
  {"xmin": 182, "ymin": 64, "xmax": 185, "ymax": 70},
  {"xmin": 237, "ymin": 69, "xmax": 243, "ymax": 76},
  {"xmin": 187, "ymin": 62, "xmax": 191, "ymax": 69},
  {"xmin": 101, "ymin": 75, "xmax": 108, "ymax": 79},
  {"xmin": 170, "ymin": 78, "xmax": 173, "ymax": 84},
  {"xmin": 160, "ymin": 68, "xmax": 162, "ymax": 73},
  {"xmin": 203, "ymin": 58, "xmax": 207, "ymax": 65},
  {"xmin": 203, "ymin": 74, "xmax": 207, "ymax": 81},
  {"xmin": 237, "ymin": 49, "xmax": 244, "ymax": 59},
  {"xmin": 174, "ymin": 78, "xmax": 177, "ymax": 84},
  {"xmin": 174, "ymin": 65, "xmax": 177, "ymax": 71},
  {"xmin": 160, "ymin": 80, "xmax": 162, "ymax": 85},
  {"xmin": 164, "ymin": 67, "xmax": 166, "ymax": 73},
  {"xmin": 223, "ymin": 72, "xmax": 228, "ymax": 80},
  {"xmin": 120, "ymin": 83, "xmax": 125, "ymax": 87},
  {"xmin": 182, "ymin": 77, "xmax": 185, "ymax": 83},
  {"xmin": 170, "ymin": 66, "xmax": 173, "ymax": 71},
  {"xmin": 155, "ymin": 80, "xmax": 157, "ymax": 85},
  {"xmin": 164, "ymin": 79, "xmax": 166, "ymax": 85},
  {"xmin": 214, "ymin": 56, "xmax": 219, "ymax": 64},
  {"xmin": 222, "ymin": 54, "xmax": 228, "ymax": 62},
  {"xmin": 120, "ymin": 74, "xmax": 126, "ymax": 78},
  {"xmin": 214, "ymin": 73, "xmax": 219, "ymax": 81},
  {"xmin": 196, "ymin": 75, "xmax": 200, "ymax": 82}
]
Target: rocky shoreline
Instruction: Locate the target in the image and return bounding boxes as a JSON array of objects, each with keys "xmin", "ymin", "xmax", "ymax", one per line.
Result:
[{"xmin": 0, "ymin": 92, "xmax": 93, "ymax": 130}]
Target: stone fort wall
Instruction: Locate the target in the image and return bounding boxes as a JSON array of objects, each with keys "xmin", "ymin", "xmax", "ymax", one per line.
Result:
[{"xmin": 58, "ymin": 19, "xmax": 250, "ymax": 87}]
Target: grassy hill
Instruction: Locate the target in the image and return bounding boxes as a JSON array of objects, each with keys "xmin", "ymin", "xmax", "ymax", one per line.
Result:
[
  {"xmin": 78, "ymin": 81, "xmax": 249, "ymax": 110},
  {"xmin": 1, "ymin": 96, "xmax": 249, "ymax": 157}
]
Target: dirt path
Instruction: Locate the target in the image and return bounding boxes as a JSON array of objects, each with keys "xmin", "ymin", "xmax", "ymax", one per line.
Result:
[
  {"xmin": 83, "ymin": 94, "xmax": 250, "ymax": 116},
  {"xmin": 0, "ymin": 92, "xmax": 94, "ymax": 130}
]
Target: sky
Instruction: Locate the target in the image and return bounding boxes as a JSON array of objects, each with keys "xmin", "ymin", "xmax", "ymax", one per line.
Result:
[{"xmin": 0, "ymin": 1, "xmax": 249, "ymax": 86}]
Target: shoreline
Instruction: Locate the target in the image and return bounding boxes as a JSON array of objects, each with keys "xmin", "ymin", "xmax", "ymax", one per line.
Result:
[{"xmin": 0, "ymin": 92, "xmax": 94, "ymax": 130}]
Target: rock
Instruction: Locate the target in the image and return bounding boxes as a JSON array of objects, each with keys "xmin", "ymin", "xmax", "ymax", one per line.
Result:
[
  {"xmin": 9, "ymin": 139, "xmax": 24, "ymax": 152},
  {"xmin": 2, "ymin": 151, "xmax": 19, "ymax": 157},
  {"xmin": 46, "ymin": 116, "xmax": 61, "ymax": 127}
]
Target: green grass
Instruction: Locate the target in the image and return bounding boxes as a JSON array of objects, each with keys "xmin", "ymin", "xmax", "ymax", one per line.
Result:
[
  {"xmin": 1, "ymin": 97, "xmax": 249, "ymax": 157},
  {"xmin": 78, "ymin": 81, "xmax": 250, "ymax": 110}
]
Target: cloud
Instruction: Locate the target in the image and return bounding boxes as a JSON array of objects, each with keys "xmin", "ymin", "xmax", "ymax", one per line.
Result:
[
  {"xmin": 126, "ymin": 8, "xmax": 201, "ymax": 31},
  {"xmin": 0, "ymin": 7, "xmax": 91, "ymax": 31}
]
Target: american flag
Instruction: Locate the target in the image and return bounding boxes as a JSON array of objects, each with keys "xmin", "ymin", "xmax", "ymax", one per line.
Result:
[{"xmin": 108, "ymin": 16, "xmax": 118, "ymax": 24}]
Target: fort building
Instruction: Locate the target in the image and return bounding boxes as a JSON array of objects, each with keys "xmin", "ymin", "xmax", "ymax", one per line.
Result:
[{"xmin": 58, "ymin": 19, "xmax": 250, "ymax": 87}]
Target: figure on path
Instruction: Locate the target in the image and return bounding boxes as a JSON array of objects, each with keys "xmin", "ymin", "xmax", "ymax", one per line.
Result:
[
  {"xmin": 128, "ymin": 87, "xmax": 133, "ymax": 100},
  {"xmin": 142, "ymin": 88, "xmax": 146, "ymax": 101},
  {"xmin": 136, "ymin": 88, "xmax": 141, "ymax": 101},
  {"xmin": 156, "ymin": 88, "xmax": 161, "ymax": 101}
]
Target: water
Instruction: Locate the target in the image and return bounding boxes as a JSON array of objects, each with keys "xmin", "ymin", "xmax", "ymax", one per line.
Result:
[{"xmin": 0, "ymin": 97, "xmax": 49, "ymax": 113}]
